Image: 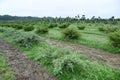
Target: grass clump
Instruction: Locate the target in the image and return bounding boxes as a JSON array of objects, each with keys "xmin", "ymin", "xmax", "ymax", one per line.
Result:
[
  {"xmin": 23, "ymin": 25, "xmax": 34, "ymax": 31},
  {"xmin": 98, "ymin": 26, "xmax": 119, "ymax": 33},
  {"xmin": 0, "ymin": 53, "xmax": 15, "ymax": 80},
  {"xmin": 58, "ymin": 23, "xmax": 70, "ymax": 29},
  {"xmin": 62, "ymin": 27, "xmax": 81, "ymax": 39},
  {"xmin": 48, "ymin": 23, "xmax": 58, "ymax": 28},
  {"xmin": 2, "ymin": 28, "xmax": 39, "ymax": 48},
  {"xmin": 14, "ymin": 33, "xmax": 39, "ymax": 47},
  {"xmin": 77, "ymin": 25, "xmax": 85, "ymax": 30},
  {"xmin": 35, "ymin": 26, "xmax": 48, "ymax": 34},
  {"xmin": 108, "ymin": 30, "xmax": 120, "ymax": 48}
]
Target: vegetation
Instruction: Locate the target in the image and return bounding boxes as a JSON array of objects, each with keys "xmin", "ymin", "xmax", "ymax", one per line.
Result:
[
  {"xmin": 109, "ymin": 30, "xmax": 120, "ymax": 48},
  {"xmin": 48, "ymin": 23, "xmax": 58, "ymax": 28},
  {"xmin": 77, "ymin": 24, "xmax": 85, "ymax": 30},
  {"xmin": 23, "ymin": 25, "xmax": 34, "ymax": 31},
  {"xmin": 0, "ymin": 13, "xmax": 120, "ymax": 80},
  {"xmin": 35, "ymin": 26, "xmax": 48, "ymax": 34},
  {"xmin": 62, "ymin": 27, "xmax": 81, "ymax": 39},
  {"xmin": 0, "ymin": 52, "xmax": 15, "ymax": 80},
  {"xmin": 58, "ymin": 23, "xmax": 70, "ymax": 28}
]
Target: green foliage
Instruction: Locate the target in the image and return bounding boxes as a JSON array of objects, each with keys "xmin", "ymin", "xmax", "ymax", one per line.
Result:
[
  {"xmin": 98, "ymin": 26, "xmax": 105, "ymax": 31},
  {"xmin": 48, "ymin": 23, "xmax": 58, "ymax": 28},
  {"xmin": 2, "ymin": 28, "xmax": 39, "ymax": 47},
  {"xmin": 62, "ymin": 27, "xmax": 81, "ymax": 39},
  {"xmin": 98, "ymin": 26, "xmax": 119, "ymax": 33},
  {"xmin": 23, "ymin": 43, "xmax": 120, "ymax": 80},
  {"xmin": 58, "ymin": 23, "xmax": 70, "ymax": 28},
  {"xmin": 0, "ymin": 53, "xmax": 15, "ymax": 80},
  {"xmin": 11, "ymin": 24, "xmax": 23, "ymax": 29},
  {"xmin": 53, "ymin": 54, "xmax": 86, "ymax": 75},
  {"xmin": 0, "ymin": 27, "xmax": 5, "ymax": 32},
  {"xmin": 23, "ymin": 25, "xmax": 34, "ymax": 31},
  {"xmin": 14, "ymin": 33, "xmax": 39, "ymax": 47},
  {"xmin": 35, "ymin": 26, "xmax": 48, "ymax": 34},
  {"xmin": 77, "ymin": 25, "xmax": 85, "ymax": 30},
  {"xmin": 109, "ymin": 30, "xmax": 120, "ymax": 48}
]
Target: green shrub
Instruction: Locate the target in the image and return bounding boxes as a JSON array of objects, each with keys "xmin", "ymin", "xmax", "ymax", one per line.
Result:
[
  {"xmin": 12, "ymin": 24, "xmax": 23, "ymax": 29},
  {"xmin": 62, "ymin": 27, "xmax": 81, "ymax": 39},
  {"xmin": 98, "ymin": 26, "xmax": 105, "ymax": 31},
  {"xmin": 14, "ymin": 33, "xmax": 39, "ymax": 47},
  {"xmin": 23, "ymin": 25, "xmax": 34, "ymax": 31},
  {"xmin": 105, "ymin": 26, "xmax": 118, "ymax": 33},
  {"xmin": 48, "ymin": 23, "xmax": 58, "ymax": 28},
  {"xmin": 58, "ymin": 23, "xmax": 70, "ymax": 28},
  {"xmin": 53, "ymin": 54, "xmax": 86, "ymax": 75},
  {"xmin": 99, "ymin": 26, "xmax": 119, "ymax": 33},
  {"xmin": 0, "ymin": 27, "xmax": 5, "ymax": 32},
  {"xmin": 108, "ymin": 30, "xmax": 120, "ymax": 48},
  {"xmin": 35, "ymin": 26, "xmax": 48, "ymax": 34},
  {"xmin": 77, "ymin": 25, "xmax": 85, "ymax": 30}
]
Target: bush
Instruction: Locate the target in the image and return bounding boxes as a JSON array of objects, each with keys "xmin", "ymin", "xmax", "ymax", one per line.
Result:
[
  {"xmin": 11, "ymin": 24, "xmax": 23, "ymax": 29},
  {"xmin": 108, "ymin": 30, "xmax": 120, "ymax": 48},
  {"xmin": 35, "ymin": 26, "xmax": 48, "ymax": 34},
  {"xmin": 99, "ymin": 26, "xmax": 119, "ymax": 33},
  {"xmin": 0, "ymin": 27, "xmax": 5, "ymax": 32},
  {"xmin": 23, "ymin": 25, "xmax": 34, "ymax": 31},
  {"xmin": 58, "ymin": 23, "xmax": 70, "ymax": 28},
  {"xmin": 98, "ymin": 26, "xmax": 105, "ymax": 31},
  {"xmin": 62, "ymin": 27, "xmax": 81, "ymax": 39},
  {"xmin": 77, "ymin": 25, "xmax": 85, "ymax": 30},
  {"xmin": 48, "ymin": 23, "xmax": 58, "ymax": 28},
  {"xmin": 53, "ymin": 54, "xmax": 86, "ymax": 75},
  {"xmin": 14, "ymin": 32, "xmax": 39, "ymax": 47}
]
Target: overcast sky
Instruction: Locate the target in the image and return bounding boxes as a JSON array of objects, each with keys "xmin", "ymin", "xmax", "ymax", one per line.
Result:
[{"xmin": 0, "ymin": 0, "xmax": 120, "ymax": 18}]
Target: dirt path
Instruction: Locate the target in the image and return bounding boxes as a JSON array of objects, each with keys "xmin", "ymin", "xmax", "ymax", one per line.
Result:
[
  {"xmin": 0, "ymin": 38, "xmax": 57, "ymax": 80},
  {"xmin": 42, "ymin": 37, "xmax": 120, "ymax": 69}
]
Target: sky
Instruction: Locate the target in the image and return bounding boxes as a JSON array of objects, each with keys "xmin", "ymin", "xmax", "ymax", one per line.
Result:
[{"xmin": 0, "ymin": 0, "xmax": 120, "ymax": 18}]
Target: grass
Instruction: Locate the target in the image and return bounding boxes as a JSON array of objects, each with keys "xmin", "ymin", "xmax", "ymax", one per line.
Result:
[
  {"xmin": 0, "ymin": 28, "xmax": 120, "ymax": 80},
  {"xmin": 0, "ymin": 52, "xmax": 15, "ymax": 80},
  {"xmin": 39, "ymin": 24, "xmax": 120, "ymax": 53}
]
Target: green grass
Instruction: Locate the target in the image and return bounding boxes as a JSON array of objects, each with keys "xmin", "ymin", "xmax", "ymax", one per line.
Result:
[
  {"xmin": 0, "ymin": 28, "xmax": 120, "ymax": 80},
  {"xmin": 21, "ymin": 43, "xmax": 120, "ymax": 80},
  {"xmin": 39, "ymin": 24, "xmax": 120, "ymax": 53},
  {"xmin": 0, "ymin": 52, "xmax": 15, "ymax": 80}
]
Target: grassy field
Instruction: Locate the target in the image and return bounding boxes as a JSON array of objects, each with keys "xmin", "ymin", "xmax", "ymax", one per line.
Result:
[
  {"xmin": 39, "ymin": 23, "xmax": 120, "ymax": 53},
  {"xmin": 0, "ymin": 27, "xmax": 120, "ymax": 80},
  {"xmin": 0, "ymin": 52, "xmax": 15, "ymax": 80}
]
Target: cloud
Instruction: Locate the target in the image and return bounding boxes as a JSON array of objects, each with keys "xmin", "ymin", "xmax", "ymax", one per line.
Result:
[{"xmin": 0, "ymin": 0, "xmax": 119, "ymax": 18}]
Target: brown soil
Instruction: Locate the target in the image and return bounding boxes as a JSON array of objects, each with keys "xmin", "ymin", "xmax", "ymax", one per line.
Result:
[
  {"xmin": 42, "ymin": 37, "xmax": 120, "ymax": 69},
  {"xmin": 0, "ymin": 38, "xmax": 57, "ymax": 80}
]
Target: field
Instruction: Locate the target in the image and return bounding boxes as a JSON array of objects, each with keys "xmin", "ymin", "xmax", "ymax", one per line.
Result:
[{"xmin": 0, "ymin": 15, "xmax": 120, "ymax": 80}]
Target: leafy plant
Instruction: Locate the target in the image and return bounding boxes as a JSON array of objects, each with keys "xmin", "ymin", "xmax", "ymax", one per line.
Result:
[
  {"xmin": 48, "ymin": 23, "xmax": 58, "ymax": 28},
  {"xmin": 108, "ymin": 30, "xmax": 120, "ymax": 48},
  {"xmin": 14, "ymin": 33, "xmax": 39, "ymax": 47},
  {"xmin": 35, "ymin": 26, "xmax": 48, "ymax": 34},
  {"xmin": 58, "ymin": 23, "xmax": 70, "ymax": 28},
  {"xmin": 23, "ymin": 25, "xmax": 34, "ymax": 31},
  {"xmin": 62, "ymin": 27, "xmax": 81, "ymax": 39},
  {"xmin": 78, "ymin": 25, "xmax": 85, "ymax": 30}
]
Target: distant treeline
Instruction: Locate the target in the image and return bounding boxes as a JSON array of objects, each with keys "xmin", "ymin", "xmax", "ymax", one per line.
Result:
[
  {"xmin": 0, "ymin": 15, "xmax": 40, "ymax": 21},
  {"xmin": 0, "ymin": 15, "xmax": 120, "ymax": 24}
]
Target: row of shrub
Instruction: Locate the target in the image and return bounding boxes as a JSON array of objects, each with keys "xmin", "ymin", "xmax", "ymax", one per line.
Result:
[
  {"xmin": 0, "ymin": 27, "xmax": 39, "ymax": 48},
  {"xmin": 98, "ymin": 26, "xmax": 119, "ymax": 33}
]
